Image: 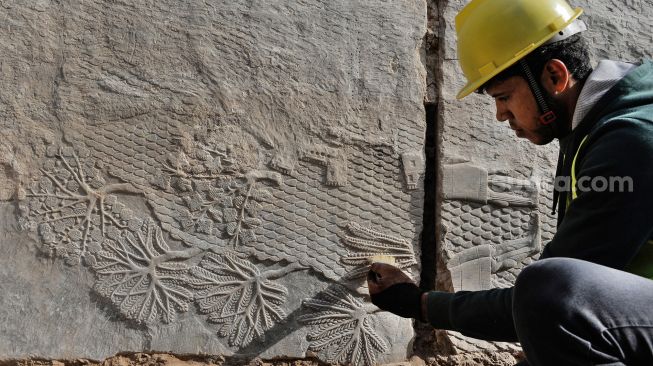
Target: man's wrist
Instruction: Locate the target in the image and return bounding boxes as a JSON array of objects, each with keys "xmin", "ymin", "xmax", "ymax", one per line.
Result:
[
  {"xmin": 425, "ymin": 291, "xmax": 454, "ymax": 329},
  {"xmin": 370, "ymin": 282, "xmax": 424, "ymax": 319}
]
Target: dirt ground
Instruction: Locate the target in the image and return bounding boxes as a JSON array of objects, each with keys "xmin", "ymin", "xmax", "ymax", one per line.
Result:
[
  {"xmin": 0, "ymin": 326, "xmax": 521, "ymax": 366},
  {"xmin": 0, "ymin": 351, "xmax": 521, "ymax": 366}
]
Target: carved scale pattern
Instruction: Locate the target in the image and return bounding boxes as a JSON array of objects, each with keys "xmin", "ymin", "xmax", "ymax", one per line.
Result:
[
  {"xmin": 441, "ymin": 183, "xmax": 557, "ymax": 285},
  {"xmin": 251, "ymin": 145, "xmax": 419, "ymax": 281}
]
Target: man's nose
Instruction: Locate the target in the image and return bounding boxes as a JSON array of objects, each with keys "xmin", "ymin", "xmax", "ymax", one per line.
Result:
[{"xmin": 495, "ymin": 103, "xmax": 510, "ymax": 122}]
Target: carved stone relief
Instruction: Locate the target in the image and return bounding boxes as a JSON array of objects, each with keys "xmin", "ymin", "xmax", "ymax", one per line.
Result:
[
  {"xmin": 341, "ymin": 222, "xmax": 418, "ymax": 280},
  {"xmin": 299, "ymin": 286, "xmax": 388, "ymax": 366},
  {"xmin": 0, "ymin": 0, "xmax": 429, "ymax": 362},
  {"xmin": 440, "ymin": 159, "xmax": 546, "ymax": 292},
  {"xmin": 438, "ymin": 156, "xmax": 557, "ymax": 354},
  {"xmin": 12, "ymin": 112, "xmax": 423, "ymax": 364},
  {"xmin": 443, "ymin": 161, "xmax": 538, "ymax": 208}
]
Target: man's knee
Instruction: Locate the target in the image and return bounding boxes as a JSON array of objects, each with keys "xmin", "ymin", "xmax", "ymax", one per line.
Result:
[{"xmin": 513, "ymin": 258, "xmax": 581, "ymax": 324}]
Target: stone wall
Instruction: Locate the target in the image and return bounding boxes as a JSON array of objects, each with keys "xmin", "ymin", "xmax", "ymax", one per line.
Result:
[
  {"xmin": 1, "ymin": 0, "xmax": 653, "ymax": 365},
  {"xmin": 0, "ymin": 1, "xmax": 426, "ymax": 365}
]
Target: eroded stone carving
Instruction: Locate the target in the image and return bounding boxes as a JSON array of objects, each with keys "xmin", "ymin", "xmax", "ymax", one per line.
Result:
[
  {"xmin": 341, "ymin": 222, "xmax": 417, "ymax": 279},
  {"xmin": 325, "ymin": 126, "xmax": 393, "ymax": 149},
  {"xmin": 268, "ymin": 153, "xmax": 295, "ymax": 176},
  {"xmin": 21, "ymin": 145, "xmax": 141, "ymax": 264},
  {"xmin": 299, "ymin": 145, "xmax": 348, "ymax": 187},
  {"xmin": 0, "ymin": 143, "xmax": 25, "ymax": 201},
  {"xmin": 443, "ymin": 162, "xmax": 538, "ymax": 207},
  {"xmin": 447, "ymin": 214, "xmax": 541, "ymax": 291},
  {"xmin": 401, "ymin": 151, "xmax": 424, "ymax": 190},
  {"xmin": 300, "ymin": 286, "xmax": 388, "ymax": 366}
]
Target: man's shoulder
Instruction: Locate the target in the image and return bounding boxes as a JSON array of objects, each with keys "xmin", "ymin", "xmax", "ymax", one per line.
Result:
[{"xmin": 580, "ymin": 115, "xmax": 653, "ymax": 170}]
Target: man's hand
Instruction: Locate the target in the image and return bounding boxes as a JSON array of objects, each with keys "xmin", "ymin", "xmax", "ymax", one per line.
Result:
[
  {"xmin": 367, "ymin": 262, "xmax": 414, "ymax": 294},
  {"xmin": 367, "ymin": 263, "xmax": 425, "ymax": 320}
]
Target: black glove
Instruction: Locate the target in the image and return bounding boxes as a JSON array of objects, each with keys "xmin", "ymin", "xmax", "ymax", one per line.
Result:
[{"xmin": 369, "ymin": 281, "xmax": 425, "ymax": 320}]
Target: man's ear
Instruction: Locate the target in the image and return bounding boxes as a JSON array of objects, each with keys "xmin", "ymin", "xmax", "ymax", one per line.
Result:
[{"xmin": 541, "ymin": 59, "xmax": 570, "ymax": 95}]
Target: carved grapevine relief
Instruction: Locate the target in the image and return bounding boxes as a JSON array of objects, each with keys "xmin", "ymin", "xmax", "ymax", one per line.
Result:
[
  {"xmin": 222, "ymin": 175, "xmax": 278, "ymax": 248},
  {"xmin": 163, "ymin": 136, "xmax": 281, "ymax": 248},
  {"xmin": 189, "ymin": 252, "xmax": 304, "ymax": 347},
  {"xmin": 17, "ymin": 121, "xmax": 420, "ymax": 365},
  {"xmin": 176, "ymin": 171, "xmax": 280, "ymax": 246},
  {"xmin": 153, "ymin": 131, "xmax": 238, "ymax": 192},
  {"xmin": 300, "ymin": 286, "xmax": 388, "ymax": 366}
]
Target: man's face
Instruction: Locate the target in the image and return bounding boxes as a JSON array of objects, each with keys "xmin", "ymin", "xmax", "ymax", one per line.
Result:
[{"xmin": 486, "ymin": 76, "xmax": 557, "ymax": 145}]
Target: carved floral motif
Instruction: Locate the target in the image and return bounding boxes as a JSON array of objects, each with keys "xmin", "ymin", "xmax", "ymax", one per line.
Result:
[
  {"xmin": 341, "ymin": 222, "xmax": 417, "ymax": 279},
  {"xmin": 189, "ymin": 252, "xmax": 305, "ymax": 346},
  {"xmin": 299, "ymin": 286, "xmax": 388, "ymax": 366},
  {"xmin": 93, "ymin": 219, "xmax": 200, "ymax": 324}
]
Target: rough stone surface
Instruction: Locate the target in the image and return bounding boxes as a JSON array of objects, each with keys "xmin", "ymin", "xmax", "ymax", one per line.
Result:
[
  {"xmin": 3, "ymin": 0, "xmax": 653, "ymax": 364},
  {"xmin": 0, "ymin": 1, "xmax": 427, "ymax": 365},
  {"xmin": 435, "ymin": 0, "xmax": 653, "ymax": 358}
]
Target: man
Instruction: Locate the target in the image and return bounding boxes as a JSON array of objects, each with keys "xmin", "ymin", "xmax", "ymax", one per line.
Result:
[{"xmin": 367, "ymin": 0, "xmax": 653, "ymax": 365}]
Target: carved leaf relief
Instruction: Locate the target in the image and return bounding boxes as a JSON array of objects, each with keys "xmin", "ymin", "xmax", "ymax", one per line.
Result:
[
  {"xmin": 299, "ymin": 286, "xmax": 388, "ymax": 366},
  {"xmin": 92, "ymin": 219, "xmax": 195, "ymax": 324},
  {"xmin": 189, "ymin": 252, "xmax": 289, "ymax": 347},
  {"xmin": 341, "ymin": 222, "xmax": 417, "ymax": 279}
]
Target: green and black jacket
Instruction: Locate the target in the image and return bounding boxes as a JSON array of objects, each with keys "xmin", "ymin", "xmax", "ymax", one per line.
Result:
[{"xmin": 426, "ymin": 61, "xmax": 653, "ymax": 342}]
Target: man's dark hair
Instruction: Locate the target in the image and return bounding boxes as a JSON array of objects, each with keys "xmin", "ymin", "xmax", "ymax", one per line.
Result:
[{"xmin": 478, "ymin": 34, "xmax": 593, "ymax": 94}]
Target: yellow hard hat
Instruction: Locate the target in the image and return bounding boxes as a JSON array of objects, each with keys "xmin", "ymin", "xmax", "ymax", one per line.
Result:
[{"xmin": 455, "ymin": 0, "xmax": 583, "ymax": 99}]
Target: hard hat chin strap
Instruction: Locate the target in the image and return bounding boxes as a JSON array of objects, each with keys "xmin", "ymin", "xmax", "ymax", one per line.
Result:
[{"xmin": 519, "ymin": 59, "xmax": 559, "ymax": 133}]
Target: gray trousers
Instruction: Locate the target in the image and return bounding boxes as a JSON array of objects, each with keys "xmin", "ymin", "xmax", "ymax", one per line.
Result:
[{"xmin": 512, "ymin": 258, "xmax": 653, "ymax": 366}]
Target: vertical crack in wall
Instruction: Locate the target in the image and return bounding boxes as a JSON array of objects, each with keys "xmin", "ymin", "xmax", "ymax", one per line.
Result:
[
  {"xmin": 419, "ymin": 104, "xmax": 438, "ymax": 293},
  {"xmin": 414, "ymin": 0, "xmax": 447, "ymax": 358},
  {"xmin": 418, "ymin": 0, "xmax": 443, "ymax": 298},
  {"xmin": 431, "ymin": 0, "xmax": 449, "ymax": 296}
]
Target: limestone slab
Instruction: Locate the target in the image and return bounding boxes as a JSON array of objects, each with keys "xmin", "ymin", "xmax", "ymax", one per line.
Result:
[{"xmin": 0, "ymin": 1, "xmax": 427, "ymax": 365}]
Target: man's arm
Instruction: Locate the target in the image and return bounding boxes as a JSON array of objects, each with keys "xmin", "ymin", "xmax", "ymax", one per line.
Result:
[
  {"xmin": 423, "ymin": 288, "xmax": 517, "ymax": 342},
  {"xmin": 368, "ymin": 263, "xmax": 518, "ymax": 342},
  {"xmin": 369, "ymin": 120, "xmax": 653, "ymax": 342}
]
